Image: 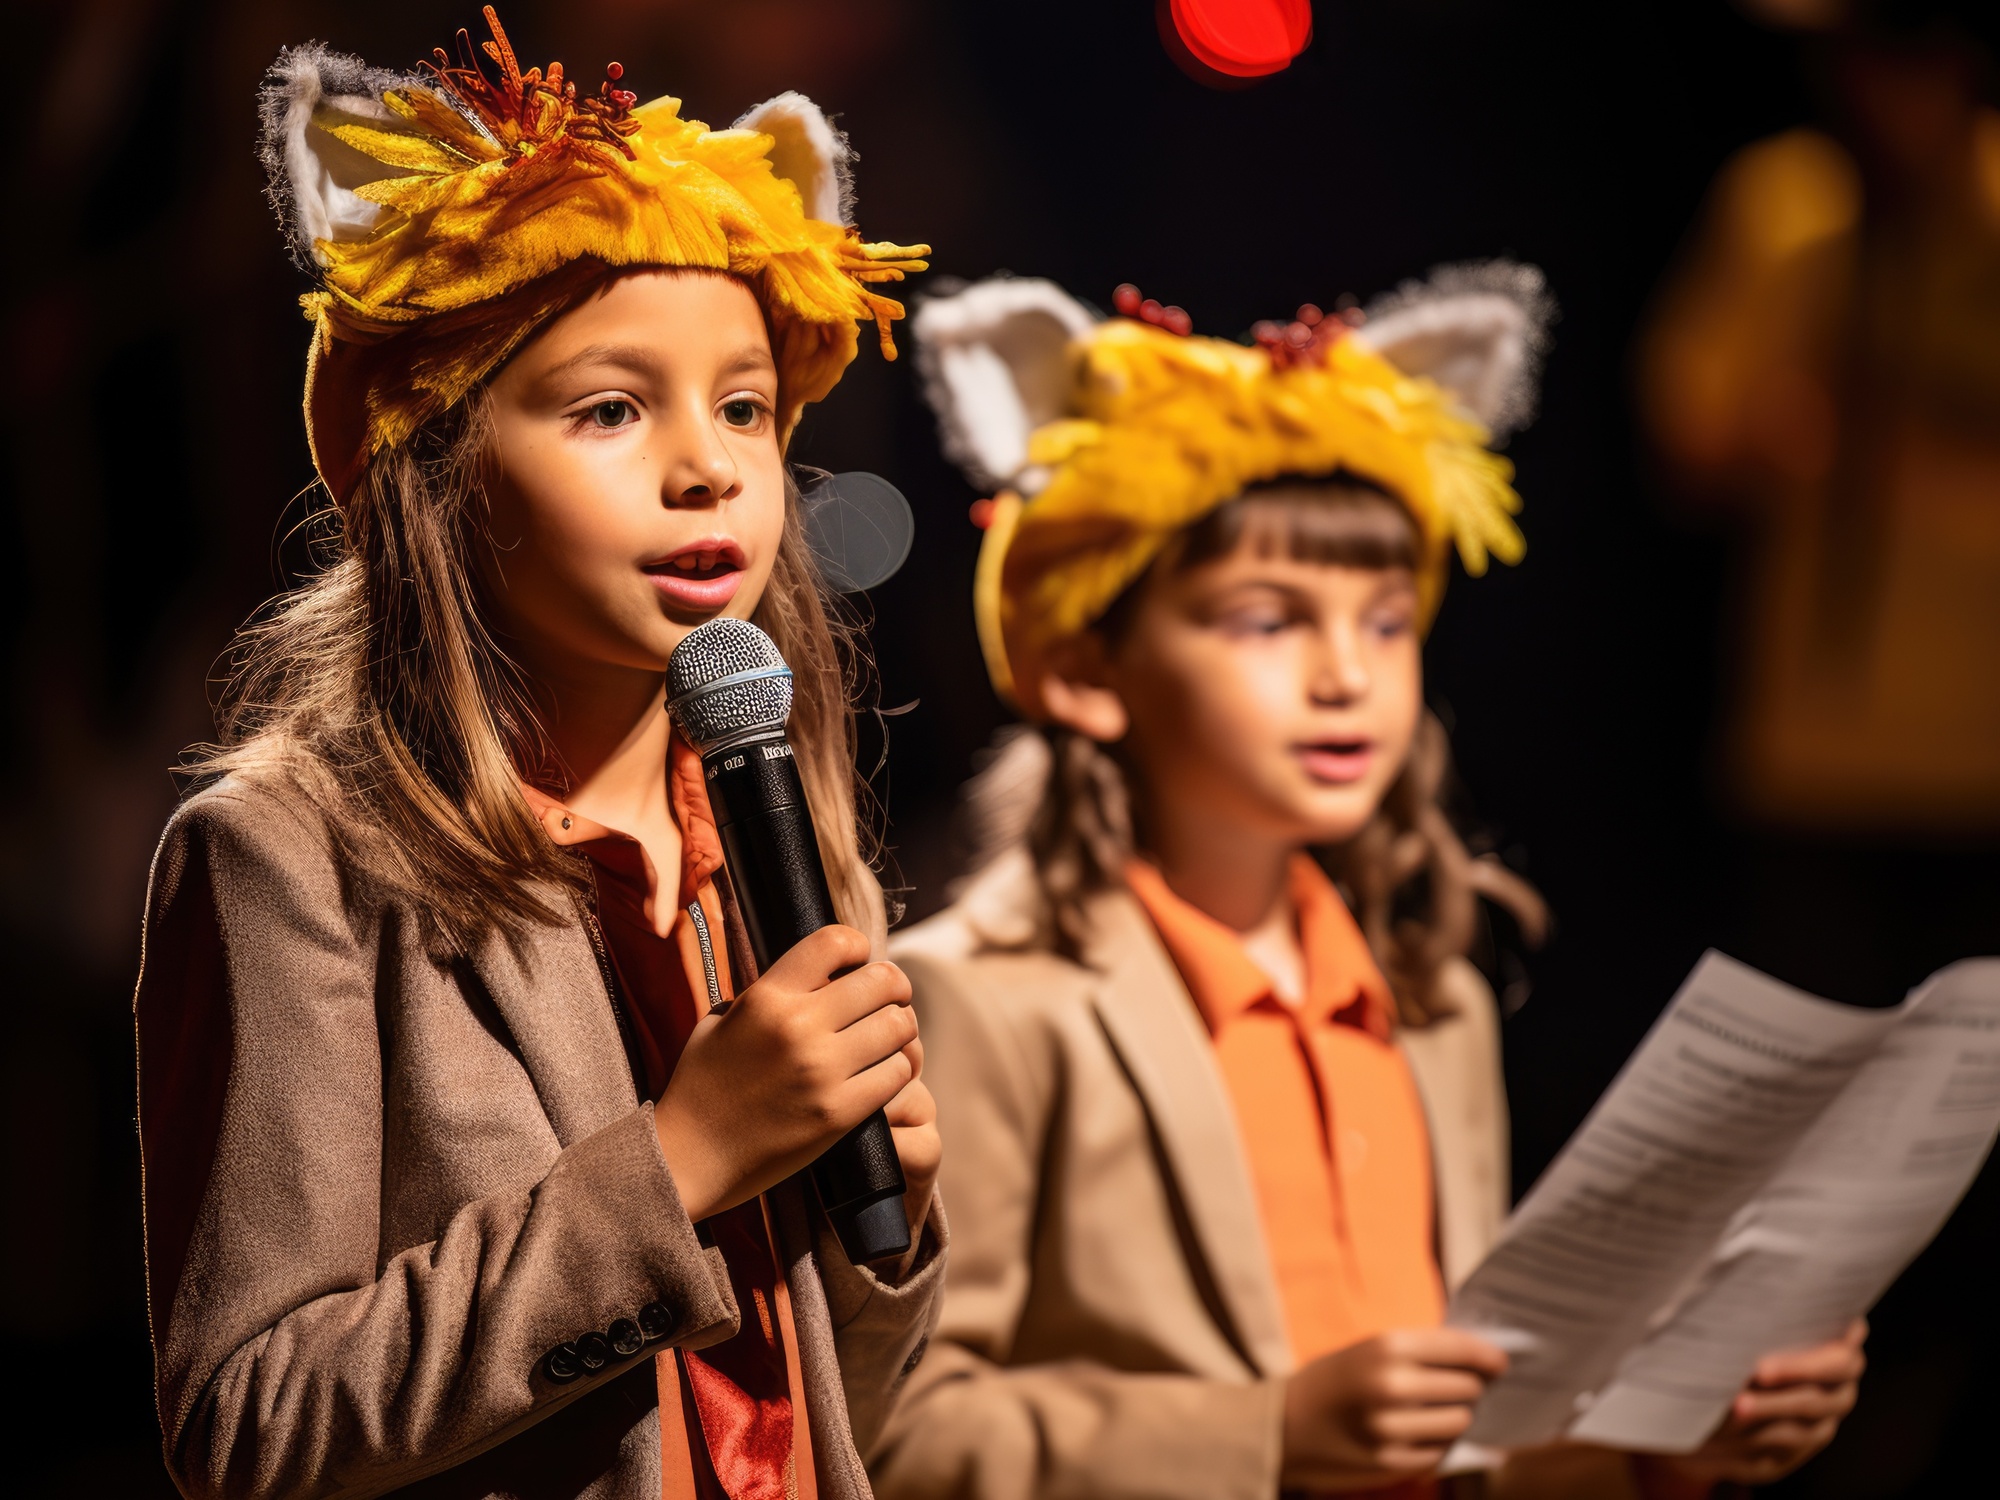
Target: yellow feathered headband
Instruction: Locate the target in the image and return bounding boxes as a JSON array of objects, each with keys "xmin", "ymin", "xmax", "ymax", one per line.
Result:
[
  {"xmin": 912, "ymin": 267, "xmax": 1553, "ymax": 717},
  {"xmin": 261, "ymin": 7, "xmax": 928, "ymax": 501}
]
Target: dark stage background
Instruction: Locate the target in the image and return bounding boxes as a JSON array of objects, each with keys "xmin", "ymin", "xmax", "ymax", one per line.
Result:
[{"xmin": 2, "ymin": 1, "xmax": 1993, "ymax": 1493}]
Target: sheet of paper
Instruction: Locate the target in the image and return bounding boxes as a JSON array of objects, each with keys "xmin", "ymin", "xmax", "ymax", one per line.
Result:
[
  {"xmin": 1569, "ymin": 958, "xmax": 2000, "ymax": 1450},
  {"xmin": 1446, "ymin": 952, "xmax": 2000, "ymax": 1455}
]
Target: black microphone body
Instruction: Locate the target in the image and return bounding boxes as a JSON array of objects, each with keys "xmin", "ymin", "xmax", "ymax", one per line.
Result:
[
  {"xmin": 702, "ymin": 741, "xmax": 838, "ymax": 965},
  {"xmin": 678, "ymin": 648, "xmax": 910, "ymax": 1265}
]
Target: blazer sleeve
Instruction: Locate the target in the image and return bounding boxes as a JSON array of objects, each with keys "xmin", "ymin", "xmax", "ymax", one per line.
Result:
[
  {"xmin": 135, "ymin": 785, "xmax": 740, "ymax": 1500},
  {"xmin": 815, "ymin": 1192, "xmax": 949, "ymax": 1456},
  {"xmin": 869, "ymin": 949, "xmax": 1285, "ymax": 1500}
]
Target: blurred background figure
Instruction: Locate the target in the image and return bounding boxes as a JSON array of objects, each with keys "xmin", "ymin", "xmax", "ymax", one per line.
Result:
[
  {"xmin": 1642, "ymin": 1, "xmax": 2000, "ymax": 1489},
  {"xmin": 1643, "ymin": 0, "xmax": 2000, "ymax": 996}
]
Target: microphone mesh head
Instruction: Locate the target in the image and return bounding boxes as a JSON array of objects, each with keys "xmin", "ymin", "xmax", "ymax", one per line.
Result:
[{"xmin": 667, "ymin": 619, "xmax": 794, "ymax": 751}]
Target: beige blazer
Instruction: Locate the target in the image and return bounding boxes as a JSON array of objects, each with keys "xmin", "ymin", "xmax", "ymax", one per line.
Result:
[
  {"xmin": 135, "ymin": 774, "xmax": 944, "ymax": 1500},
  {"xmin": 868, "ymin": 849, "xmax": 1512, "ymax": 1500}
]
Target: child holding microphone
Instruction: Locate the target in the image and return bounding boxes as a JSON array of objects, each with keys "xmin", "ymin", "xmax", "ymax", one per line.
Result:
[{"xmin": 136, "ymin": 12, "xmax": 941, "ymax": 1498}]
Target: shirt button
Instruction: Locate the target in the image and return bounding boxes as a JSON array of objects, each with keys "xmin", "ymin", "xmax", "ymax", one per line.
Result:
[
  {"xmin": 607, "ymin": 1318, "xmax": 645, "ymax": 1357},
  {"xmin": 544, "ymin": 1342, "xmax": 583, "ymax": 1383},
  {"xmin": 561, "ymin": 815, "xmax": 574, "ymax": 830}
]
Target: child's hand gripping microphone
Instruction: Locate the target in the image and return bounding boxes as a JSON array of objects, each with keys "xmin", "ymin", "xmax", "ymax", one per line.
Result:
[{"xmin": 666, "ymin": 618, "xmax": 911, "ymax": 1264}]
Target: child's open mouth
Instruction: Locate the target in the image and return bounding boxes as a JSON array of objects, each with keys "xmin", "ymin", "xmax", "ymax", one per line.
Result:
[
  {"xmin": 1295, "ymin": 739, "xmax": 1375, "ymax": 784},
  {"xmin": 644, "ymin": 540, "xmax": 747, "ymax": 611}
]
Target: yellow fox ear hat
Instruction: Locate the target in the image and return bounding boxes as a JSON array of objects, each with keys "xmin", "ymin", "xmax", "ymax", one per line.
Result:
[
  {"xmin": 261, "ymin": 6, "xmax": 928, "ymax": 501},
  {"xmin": 911, "ymin": 265, "xmax": 1553, "ymax": 717}
]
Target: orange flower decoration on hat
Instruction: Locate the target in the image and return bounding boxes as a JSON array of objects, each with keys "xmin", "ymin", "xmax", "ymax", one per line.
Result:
[{"xmin": 262, "ymin": 7, "xmax": 929, "ymax": 499}]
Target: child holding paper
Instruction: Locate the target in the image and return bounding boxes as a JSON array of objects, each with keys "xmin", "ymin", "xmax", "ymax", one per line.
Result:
[{"xmin": 872, "ymin": 273, "xmax": 1865, "ymax": 1497}]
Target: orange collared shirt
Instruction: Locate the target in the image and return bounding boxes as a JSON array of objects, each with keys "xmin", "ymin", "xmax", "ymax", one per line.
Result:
[
  {"xmin": 1127, "ymin": 854, "xmax": 1444, "ymax": 1365},
  {"xmin": 524, "ymin": 733, "xmax": 815, "ymax": 1500}
]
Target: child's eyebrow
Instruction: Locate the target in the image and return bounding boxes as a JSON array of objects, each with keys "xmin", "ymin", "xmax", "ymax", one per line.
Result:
[
  {"xmin": 718, "ymin": 344, "xmax": 778, "ymax": 377},
  {"xmin": 538, "ymin": 341, "xmax": 661, "ymax": 384},
  {"xmin": 534, "ymin": 341, "xmax": 778, "ymax": 389},
  {"xmin": 1202, "ymin": 578, "xmax": 1310, "ymax": 608},
  {"xmin": 1366, "ymin": 571, "xmax": 1420, "ymax": 602}
]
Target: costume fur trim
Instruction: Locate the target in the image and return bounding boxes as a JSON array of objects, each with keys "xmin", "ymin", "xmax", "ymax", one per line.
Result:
[
  {"xmin": 258, "ymin": 44, "xmax": 417, "ymax": 271},
  {"xmin": 734, "ymin": 92, "xmax": 854, "ymax": 227},
  {"xmin": 1357, "ymin": 259, "xmax": 1555, "ymax": 439},
  {"xmin": 911, "ymin": 278, "xmax": 1098, "ymax": 493}
]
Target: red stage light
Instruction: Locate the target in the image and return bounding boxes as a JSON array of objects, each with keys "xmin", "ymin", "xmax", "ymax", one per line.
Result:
[{"xmin": 1168, "ymin": 0, "xmax": 1313, "ymax": 79}]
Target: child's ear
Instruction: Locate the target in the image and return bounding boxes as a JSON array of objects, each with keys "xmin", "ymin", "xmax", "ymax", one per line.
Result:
[
  {"xmin": 911, "ymin": 278, "xmax": 1099, "ymax": 494},
  {"xmin": 1038, "ymin": 634, "xmax": 1130, "ymax": 743},
  {"xmin": 1355, "ymin": 260, "xmax": 1556, "ymax": 439},
  {"xmin": 1039, "ymin": 674, "xmax": 1131, "ymax": 744},
  {"xmin": 734, "ymin": 93, "xmax": 854, "ymax": 226},
  {"xmin": 259, "ymin": 45, "xmax": 422, "ymax": 270}
]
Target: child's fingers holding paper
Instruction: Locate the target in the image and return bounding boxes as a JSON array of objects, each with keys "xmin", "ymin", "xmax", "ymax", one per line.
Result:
[
  {"xmin": 1732, "ymin": 1373, "xmax": 1859, "ymax": 1426},
  {"xmin": 1361, "ymin": 1401, "xmax": 1477, "ymax": 1448},
  {"xmin": 1379, "ymin": 1326, "xmax": 1511, "ymax": 1380},
  {"xmin": 1750, "ymin": 1318, "xmax": 1868, "ymax": 1390},
  {"xmin": 1696, "ymin": 1415, "xmax": 1842, "ymax": 1485},
  {"xmin": 1368, "ymin": 1361, "xmax": 1490, "ymax": 1409},
  {"xmin": 1280, "ymin": 1327, "xmax": 1508, "ymax": 1491},
  {"xmin": 1664, "ymin": 1372, "xmax": 1852, "ymax": 1486}
]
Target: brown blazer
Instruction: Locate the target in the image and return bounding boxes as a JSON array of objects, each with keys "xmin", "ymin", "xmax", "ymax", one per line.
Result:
[
  {"xmin": 869, "ymin": 849, "xmax": 1629, "ymax": 1500},
  {"xmin": 135, "ymin": 773, "xmax": 944, "ymax": 1500}
]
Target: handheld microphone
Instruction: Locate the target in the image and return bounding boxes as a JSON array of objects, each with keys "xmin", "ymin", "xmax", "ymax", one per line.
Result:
[{"xmin": 666, "ymin": 618, "xmax": 911, "ymax": 1264}]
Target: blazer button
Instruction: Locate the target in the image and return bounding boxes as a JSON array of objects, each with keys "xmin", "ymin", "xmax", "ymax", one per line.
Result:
[
  {"xmin": 575, "ymin": 1331, "xmax": 612, "ymax": 1372},
  {"xmin": 544, "ymin": 1342, "xmax": 583, "ymax": 1383},
  {"xmin": 638, "ymin": 1302, "xmax": 676, "ymax": 1342},
  {"xmin": 607, "ymin": 1318, "xmax": 645, "ymax": 1357}
]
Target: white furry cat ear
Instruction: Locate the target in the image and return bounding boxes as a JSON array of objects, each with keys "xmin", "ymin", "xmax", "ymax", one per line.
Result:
[
  {"xmin": 259, "ymin": 45, "xmax": 432, "ymax": 270},
  {"xmin": 736, "ymin": 92, "xmax": 854, "ymax": 227},
  {"xmin": 1355, "ymin": 260, "xmax": 1556, "ymax": 438},
  {"xmin": 911, "ymin": 278, "xmax": 1099, "ymax": 494}
]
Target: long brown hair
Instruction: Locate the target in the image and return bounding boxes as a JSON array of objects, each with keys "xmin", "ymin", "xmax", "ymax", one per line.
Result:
[
  {"xmin": 963, "ymin": 478, "xmax": 1545, "ymax": 1025},
  {"xmin": 189, "ymin": 316, "xmax": 884, "ymax": 952}
]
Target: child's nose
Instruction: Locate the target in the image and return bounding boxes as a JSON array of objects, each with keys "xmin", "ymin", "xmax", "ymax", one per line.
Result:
[
  {"xmin": 662, "ymin": 416, "xmax": 742, "ymax": 507},
  {"xmin": 1310, "ymin": 623, "xmax": 1371, "ymax": 703}
]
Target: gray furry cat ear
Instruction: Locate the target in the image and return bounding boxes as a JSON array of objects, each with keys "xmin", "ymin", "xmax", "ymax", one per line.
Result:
[
  {"xmin": 259, "ymin": 45, "xmax": 435, "ymax": 271},
  {"xmin": 910, "ymin": 278, "xmax": 1099, "ymax": 496},
  {"xmin": 735, "ymin": 93, "xmax": 854, "ymax": 227},
  {"xmin": 1355, "ymin": 260, "xmax": 1557, "ymax": 439}
]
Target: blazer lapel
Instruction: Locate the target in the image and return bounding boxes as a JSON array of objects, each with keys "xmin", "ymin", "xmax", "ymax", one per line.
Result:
[
  {"xmin": 466, "ymin": 908, "xmax": 639, "ymax": 1148},
  {"xmin": 1083, "ymin": 888, "xmax": 1294, "ymax": 1378}
]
